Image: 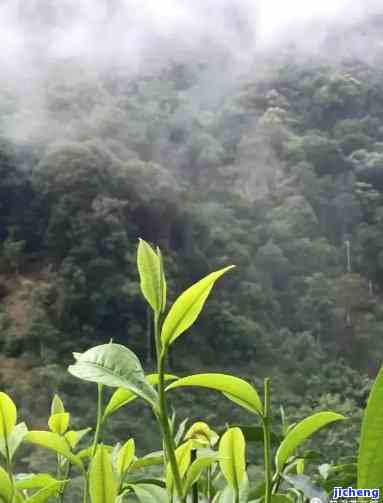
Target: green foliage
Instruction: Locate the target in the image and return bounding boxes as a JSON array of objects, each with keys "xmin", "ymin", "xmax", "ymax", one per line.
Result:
[
  {"xmin": 89, "ymin": 445, "xmax": 117, "ymax": 503},
  {"xmin": 68, "ymin": 344, "xmax": 158, "ymax": 408},
  {"xmin": 219, "ymin": 427, "xmax": 246, "ymax": 492},
  {"xmin": 167, "ymin": 373, "xmax": 263, "ymax": 416},
  {"xmin": 0, "ymin": 392, "xmax": 17, "ymax": 438},
  {"xmin": 275, "ymin": 412, "xmax": 346, "ymax": 472},
  {"xmin": 25, "ymin": 431, "xmax": 83, "ymax": 469},
  {"xmin": 0, "ymin": 242, "xmax": 354, "ymax": 503},
  {"xmin": 357, "ymin": 366, "xmax": 383, "ymax": 492},
  {"xmin": 2, "ymin": 25, "xmax": 383, "ymax": 494},
  {"xmin": 1, "ymin": 236, "xmax": 26, "ymax": 275},
  {"xmin": 137, "ymin": 239, "xmax": 167, "ymax": 314},
  {"xmin": 160, "ymin": 265, "xmax": 235, "ymax": 349}
]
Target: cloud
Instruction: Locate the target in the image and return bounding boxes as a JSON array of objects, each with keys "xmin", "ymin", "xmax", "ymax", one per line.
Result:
[{"xmin": 0, "ymin": 0, "xmax": 382, "ymax": 145}]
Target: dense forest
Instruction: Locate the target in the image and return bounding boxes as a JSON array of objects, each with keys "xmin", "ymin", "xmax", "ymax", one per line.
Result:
[{"xmin": 1, "ymin": 2, "xmax": 383, "ymax": 475}]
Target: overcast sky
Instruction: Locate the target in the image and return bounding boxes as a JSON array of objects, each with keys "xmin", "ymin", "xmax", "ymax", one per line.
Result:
[
  {"xmin": 0, "ymin": 0, "xmax": 382, "ymax": 144},
  {"xmin": 0, "ymin": 0, "xmax": 382, "ymax": 69}
]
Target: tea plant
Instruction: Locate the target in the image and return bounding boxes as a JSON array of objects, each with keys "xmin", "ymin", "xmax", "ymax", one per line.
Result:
[{"xmin": 0, "ymin": 239, "xmax": 382, "ymax": 502}]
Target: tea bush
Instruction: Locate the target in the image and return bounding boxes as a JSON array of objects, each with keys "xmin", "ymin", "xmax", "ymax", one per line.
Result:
[{"xmin": 0, "ymin": 240, "xmax": 382, "ymax": 503}]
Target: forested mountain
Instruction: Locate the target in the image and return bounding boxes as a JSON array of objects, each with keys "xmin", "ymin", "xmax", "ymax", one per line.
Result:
[{"xmin": 1, "ymin": 3, "xmax": 383, "ymax": 461}]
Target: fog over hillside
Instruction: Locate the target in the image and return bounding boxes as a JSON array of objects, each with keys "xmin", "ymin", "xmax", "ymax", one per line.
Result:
[
  {"xmin": 2, "ymin": 1, "xmax": 383, "ymax": 468},
  {"xmin": 1, "ymin": 0, "xmax": 383, "ymax": 145}
]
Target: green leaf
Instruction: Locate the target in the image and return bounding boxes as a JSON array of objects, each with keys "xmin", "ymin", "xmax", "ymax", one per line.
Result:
[
  {"xmin": 117, "ymin": 439, "xmax": 135, "ymax": 476},
  {"xmin": 183, "ymin": 454, "xmax": 219, "ymax": 496},
  {"xmin": 358, "ymin": 366, "xmax": 383, "ymax": 490},
  {"xmin": 161, "ymin": 265, "xmax": 235, "ymax": 348},
  {"xmin": 48, "ymin": 413, "xmax": 70, "ymax": 435},
  {"xmin": 137, "ymin": 239, "xmax": 166, "ymax": 313},
  {"xmin": 24, "ymin": 482, "xmax": 65, "ymax": 503},
  {"xmin": 0, "ymin": 392, "xmax": 17, "ymax": 439},
  {"xmin": 219, "ymin": 427, "xmax": 246, "ymax": 492},
  {"xmin": 283, "ymin": 474, "xmax": 328, "ymax": 501},
  {"xmin": 157, "ymin": 247, "xmax": 167, "ymax": 313},
  {"xmin": 89, "ymin": 445, "xmax": 118, "ymax": 503},
  {"xmin": 16, "ymin": 473, "xmax": 59, "ymax": 490},
  {"xmin": 276, "ymin": 412, "xmax": 345, "ymax": 472},
  {"xmin": 78, "ymin": 444, "xmax": 114, "ymax": 460},
  {"xmin": 166, "ymin": 440, "xmax": 193, "ymax": 495},
  {"xmin": 185, "ymin": 421, "xmax": 219, "ymax": 447},
  {"xmin": 65, "ymin": 428, "xmax": 92, "ymax": 450},
  {"xmin": 103, "ymin": 373, "xmax": 177, "ymax": 421},
  {"xmin": 166, "ymin": 373, "xmax": 263, "ymax": 416},
  {"xmin": 50, "ymin": 395, "xmax": 65, "ymax": 415},
  {"xmin": 0, "ymin": 422, "xmax": 28, "ymax": 460},
  {"xmin": 129, "ymin": 483, "xmax": 168, "ymax": 503},
  {"xmin": 271, "ymin": 494, "xmax": 294, "ymax": 503},
  {"xmin": 129, "ymin": 451, "xmax": 164, "ymax": 471},
  {"xmin": 25, "ymin": 431, "xmax": 83, "ymax": 469},
  {"xmin": 103, "ymin": 388, "xmax": 137, "ymax": 422},
  {"xmin": 218, "ymin": 476, "xmax": 249, "ymax": 503},
  {"xmin": 68, "ymin": 343, "xmax": 158, "ymax": 408},
  {"xmin": 296, "ymin": 458, "xmax": 305, "ymax": 475},
  {"xmin": 248, "ymin": 480, "xmax": 265, "ymax": 500},
  {"xmin": 0, "ymin": 466, "xmax": 12, "ymax": 503}
]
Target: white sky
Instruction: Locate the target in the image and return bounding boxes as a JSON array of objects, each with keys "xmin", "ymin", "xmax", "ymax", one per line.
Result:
[{"xmin": 256, "ymin": 0, "xmax": 381, "ymax": 46}]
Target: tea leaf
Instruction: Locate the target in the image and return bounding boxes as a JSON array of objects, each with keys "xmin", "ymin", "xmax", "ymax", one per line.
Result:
[
  {"xmin": 166, "ymin": 440, "xmax": 193, "ymax": 495},
  {"xmin": 157, "ymin": 246, "xmax": 167, "ymax": 313},
  {"xmin": 185, "ymin": 421, "xmax": 219, "ymax": 447},
  {"xmin": 129, "ymin": 451, "xmax": 164, "ymax": 471},
  {"xmin": 137, "ymin": 239, "xmax": 166, "ymax": 313},
  {"xmin": 217, "ymin": 475, "xmax": 249, "ymax": 503},
  {"xmin": 103, "ymin": 373, "xmax": 177, "ymax": 420},
  {"xmin": 183, "ymin": 454, "xmax": 219, "ymax": 495},
  {"xmin": 0, "ymin": 422, "xmax": 28, "ymax": 460},
  {"xmin": 25, "ymin": 431, "xmax": 83, "ymax": 469},
  {"xmin": 117, "ymin": 438, "xmax": 135, "ymax": 476},
  {"xmin": 0, "ymin": 466, "xmax": 12, "ymax": 503},
  {"xmin": 129, "ymin": 483, "xmax": 168, "ymax": 503},
  {"xmin": 15, "ymin": 473, "xmax": 59, "ymax": 490},
  {"xmin": 270, "ymin": 494, "xmax": 294, "ymax": 503},
  {"xmin": 89, "ymin": 444, "xmax": 118, "ymax": 503},
  {"xmin": 283, "ymin": 474, "xmax": 328, "ymax": 502},
  {"xmin": 68, "ymin": 343, "xmax": 158, "ymax": 408},
  {"xmin": 276, "ymin": 412, "xmax": 345, "ymax": 472},
  {"xmin": 219, "ymin": 427, "xmax": 246, "ymax": 491},
  {"xmin": 161, "ymin": 266, "xmax": 235, "ymax": 348},
  {"xmin": 166, "ymin": 373, "xmax": 263, "ymax": 416},
  {"xmin": 50, "ymin": 395, "xmax": 65, "ymax": 415},
  {"xmin": 65, "ymin": 428, "xmax": 92, "ymax": 450},
  {"xmin": 358, "ymin": 365, "xmax": 383, "ymax": 490},
  {"xmin": 0, "ymin": 392, "xmax": 17, "ymax": 439},
  {"xmin": 48, "ymin": 413, "xmax": 70, "ymax": 435},
  {"xmin": 24, "ymin": 481, "xmax": 65, "ymax": 503}
]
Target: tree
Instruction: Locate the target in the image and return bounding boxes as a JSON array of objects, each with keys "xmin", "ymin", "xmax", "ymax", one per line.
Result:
[{"xmin": 2, "ymin": 228, "xmax": 26, "ymax": 275}]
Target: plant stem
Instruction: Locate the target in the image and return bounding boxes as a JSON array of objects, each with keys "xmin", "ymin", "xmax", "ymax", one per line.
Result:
[
  {"xmin": 59, "ymin": 461, "xmax": 72, "ymax": 503},
  {"xmin": 154, "ymin": 312, "xmax": 162, "ymax": 368},
  {"xmin": 154, "ymin": 313, "xmax": 185, "ymax": 503},
  {"xmin": 191, "ymin": 449, "xmax": 198, "ymax": 503},
  {"xmin": 82, "ymin": 383, "xmax": 104, "ymax": 503},
  {"xmin": 5, "ymin": 438, "xmax": 15, "ymax": 503},
  {"xmin": 207, "ymin": 466, "xmax": 212, "ymax": 502},
  {"xmin": 262, "ymin": 378, "xmax": 272, "ymax": 503},
  {"xmin": 91, "ymin": 383, "xmax": 104, "ymax": 457},
  {"xmin": 82, "ymin": 470, "xmax": 88, "ymax": 503},
  {"xmin": 158, "ymin": 353, "xmax": 185, "ymax": 502}
]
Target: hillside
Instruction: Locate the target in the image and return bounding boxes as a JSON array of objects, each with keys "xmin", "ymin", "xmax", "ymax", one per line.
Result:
[{"xmin": 1, "ymin": 6, "xmax": 383, "ymax": 463}]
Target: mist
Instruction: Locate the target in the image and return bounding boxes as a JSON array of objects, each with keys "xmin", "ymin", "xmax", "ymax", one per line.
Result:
[{"xmin": 1, "ymin": 0, "xmax": 383, "ymax": 145}]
